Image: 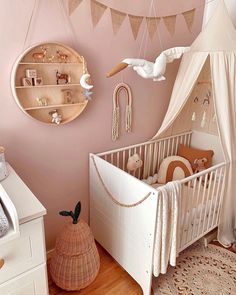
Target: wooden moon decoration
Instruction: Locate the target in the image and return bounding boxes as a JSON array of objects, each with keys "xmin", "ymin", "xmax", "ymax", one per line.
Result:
[{"xmin": 11, "ymin": 42, "xmax": 91, "ymax": 125}]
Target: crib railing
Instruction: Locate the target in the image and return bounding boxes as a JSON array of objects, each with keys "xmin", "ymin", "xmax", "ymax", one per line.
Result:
[
  {"xmin": 97, "ymin": 131, "xmax": 192, "ymax": 180},
  {"xmin": 177, "ymin": 162, "xmax": 226, "ymax": 252}
]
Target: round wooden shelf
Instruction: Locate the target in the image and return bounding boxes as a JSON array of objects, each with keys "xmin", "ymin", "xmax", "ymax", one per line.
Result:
[{"xmin": 11, "ymin": 42, "xmax": 90, "ymax": 125}]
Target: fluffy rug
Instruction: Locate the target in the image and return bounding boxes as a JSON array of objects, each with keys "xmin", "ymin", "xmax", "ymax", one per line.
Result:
[{"xmin": 153, "ymin": 243, "xmax": 236, "ymax": 295}]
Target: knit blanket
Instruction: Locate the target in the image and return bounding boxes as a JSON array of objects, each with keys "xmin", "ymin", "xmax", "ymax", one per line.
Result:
[{"xmin": 153, "ymin": 181, "xmax": 181, "ymax": 277}]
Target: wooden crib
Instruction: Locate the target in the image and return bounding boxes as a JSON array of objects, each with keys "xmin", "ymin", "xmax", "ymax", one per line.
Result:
[{"xmin": 89, "ymin": 131, "xmax": 226, "ymax": 295}]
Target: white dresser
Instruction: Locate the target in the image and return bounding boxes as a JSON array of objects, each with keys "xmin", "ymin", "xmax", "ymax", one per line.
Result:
[{"xmin": 0, "ymin": 165, "xmax": 48, "ymax": 295}]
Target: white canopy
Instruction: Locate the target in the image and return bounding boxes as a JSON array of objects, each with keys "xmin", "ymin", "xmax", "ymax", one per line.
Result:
[{"xmin": 152, "ymin": 0, "xmax": 236, "ymax": 246}]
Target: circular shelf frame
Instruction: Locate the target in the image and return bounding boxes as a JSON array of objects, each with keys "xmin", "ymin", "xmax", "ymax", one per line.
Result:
[{"xmin": 11, "ymin": 42, "xmax": 90, "ymax": 125}]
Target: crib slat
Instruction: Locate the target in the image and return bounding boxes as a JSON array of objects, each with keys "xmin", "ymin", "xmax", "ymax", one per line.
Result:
[
  {"xmin": 200, "ymin": 172, "xmax": 210, "ymax": 236},
  {"xmin": 205, "ymin": 170, "xmax": 215, "ymax": 230},
  {"xmin": 157, "ymin": 141, "xmax": 161, "ymax": 171},
  {"xmin": 175, "ymin": 137, "xmax": 180, "ymax": 154},
  {"xmin": 116, "ymin": 152, "xmax": 120, "ymax": 169},
  {"xmin": 138, "ymin": 146, "xmax": 142, "ymax": 179},
  {"xmin": 111, "ymin": 153, "xmax": 114, "ymax": 165},
  {"xmin": 191, "ymin": 175, "xmax": 203, "ymax": 241},
  {"xmin": 143, "ymin": 145, "xmax": 148, "ymax": 179},
  {"xmin": 152, "ymin": 142, "xmax": 158, "ymax": 175},
  {"xmin": 211, "ymin": 167, "xmax": 223, "ymax": 227},
  {"xmin": 185, "ymin": 180, "xmax": 195, "ymax": 244},
  {"xmin": 131, "ymin": 147, "xmax": 137, "ymax": 177},
  {"xmin": 122, "ymin": 150, "xmax": 125, "ymax": 171},
  {"xmin": 215, "ymin": 167, "xmax": 226, "ymax": 225}
]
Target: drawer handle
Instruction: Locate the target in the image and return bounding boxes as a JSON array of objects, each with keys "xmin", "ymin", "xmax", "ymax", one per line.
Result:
[{"xmin": 0, "ymin": 259, "xmax": 4, "ymax": 269}]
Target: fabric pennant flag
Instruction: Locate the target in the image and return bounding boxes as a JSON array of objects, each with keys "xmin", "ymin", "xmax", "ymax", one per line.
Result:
[
  {"xmin": 146, "ymin": 17, "xmax": 161, "ymax": 39},
  {"xmin": 68, "ymin": 0, "xmax": 83, "ymax": 16},
  {"xmin": 91, "ymin": 0, "xmax": 107, "ymax": 27},
  {"xmin": 110, "ymin": 8, "xmax": 127, "ymax": 35},
  {"xmin": 128, "ymin": 15, "xmax": 143, "ymax": 40},
  {"xmin": 182, "ymin": 9, "xmax": 195, "ymax": 32},
  {"xmin": 163, "ymin": 15, "xmax": 177, "ymax": 36}
]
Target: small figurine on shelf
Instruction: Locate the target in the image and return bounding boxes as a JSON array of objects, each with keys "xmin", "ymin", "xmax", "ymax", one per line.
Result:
[
  {"xmin": 32, "ymin": 46, "xmax": 48, "ymax": 62},
  {"xmin": 47, "ymin": 55, "xmax": 55, "ymax": 62},
  {"xmin": 33, "ymin": 77, "xmax": 43, "ymax": 86},
  {"xmin": 56, "ymin": 70, "xmax": 70, "ymax": 84},
  {"xmin": 49, "ymin": 110, "xmax": 62, "ymax": 125},
  {"xmin": 56, "ymin": 50, "xmax": 69, "ymax": 63},
  {"xmin": 61, "ymin": 89, "xmax": 73, "ymax": 104},
  {"xmin": 36, "ymin": 97, "xmax": 48, "ymax": 106}
]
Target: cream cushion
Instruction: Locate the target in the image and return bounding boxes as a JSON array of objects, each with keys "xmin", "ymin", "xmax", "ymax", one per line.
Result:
[{"xmin": 157, "ymin": 156, "xmax": 193, "ymax": 184}]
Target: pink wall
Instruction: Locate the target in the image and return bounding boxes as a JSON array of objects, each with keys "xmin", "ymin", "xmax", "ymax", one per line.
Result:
[{"xmin": 0, "ymin": 0, "xmax": 204, "ymax": 250}]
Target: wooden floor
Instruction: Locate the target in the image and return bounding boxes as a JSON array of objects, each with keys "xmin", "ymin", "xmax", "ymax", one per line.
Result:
[
  {"xmin": 48, "ymin": 243, "xmax": 147, "ymax": 295},
  {"xmin": 48, "ymin": 242, "xmax": 235, "ymax": 295}
]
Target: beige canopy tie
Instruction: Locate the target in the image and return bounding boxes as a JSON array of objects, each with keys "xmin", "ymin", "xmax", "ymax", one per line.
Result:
[{"xmin": 112, "ymin": 83, "xmax": 132, "ymax": 141}]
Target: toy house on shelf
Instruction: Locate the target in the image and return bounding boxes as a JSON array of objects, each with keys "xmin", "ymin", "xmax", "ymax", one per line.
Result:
[{"xmin": 11, "ymin": 42, "xmax": 89, "ymax": 125}]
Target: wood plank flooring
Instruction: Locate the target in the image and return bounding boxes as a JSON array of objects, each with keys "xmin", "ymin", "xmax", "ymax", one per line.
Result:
[
  {"xmin": 48, "ymin": 243, "xmax": 146, "ymax": 295},
  {"xmin": 48, "ymin": 241, "xmax": 235, "ymax": 295}
]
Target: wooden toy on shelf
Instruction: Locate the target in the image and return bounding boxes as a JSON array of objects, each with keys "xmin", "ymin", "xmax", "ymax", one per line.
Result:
[
  {"xmin": 49, "ymin": 109, "xmax": 62, "ymax": 125},
  {"xmin": 56, "ymin": 50, "xmax": 69, "ymax": 63},
  {"xmin": 11, "ymin": 42, "xmax": 90, "ymax": 125},
  {"xmin": 36, "ymin": 97, "xmax": 48, "ymax": 106},
  {"xmin": 61, "ymin": 89, "xmax": 73, "ymax": 104},
  {"xmin": 32, "ymin": 46, "xmax": 48, "ymax": 63},
  {"xmin": 56, "ymin": 70, "xmax": 70, "ymax": 85}
]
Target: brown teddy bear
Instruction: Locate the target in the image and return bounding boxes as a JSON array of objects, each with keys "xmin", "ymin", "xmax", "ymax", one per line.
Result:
[{"xmin": 194, "ymin": 157, "xmax": 208, "ymax": 173}]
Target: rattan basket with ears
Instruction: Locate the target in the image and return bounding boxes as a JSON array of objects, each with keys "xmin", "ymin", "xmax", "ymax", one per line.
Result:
[{"xmin": 49, "ymin": 202, "xmax": 100, "ymax": 291}]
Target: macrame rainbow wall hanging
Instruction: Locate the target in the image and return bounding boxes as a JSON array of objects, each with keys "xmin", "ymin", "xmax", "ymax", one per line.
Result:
[{"xmin": 112, "ymin": 83, "xmax": 132, "ymax": 141}]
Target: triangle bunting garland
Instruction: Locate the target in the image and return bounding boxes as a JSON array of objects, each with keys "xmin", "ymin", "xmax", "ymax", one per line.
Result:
[
  {"xmin": 110, "ymin": 8, "xmax": 126, "ymax": 35},
  {"xmin": 182, "ymin": 9, "xmax": 195, "ymax": 32},
  {"xmin": 68, "ymin": 0, "xmax": 200, "ymax": 40},
  {"xmin": 90, "ymin": 0, "xmax": 107, "ymax": 27},
  {"xmin": 68, "ymin": 0, "xmax": 83, "ymax": 16},
  {"xmin": 146, "ymin": 17, "xmax": 161, "ymax": 39},
  {"xmin": 163, "ymin": 15, "xmax": 177, "ymax": 36},
  {"xmin": 128, "ymin": 14, "xmax": 143, "ymax": 40}
]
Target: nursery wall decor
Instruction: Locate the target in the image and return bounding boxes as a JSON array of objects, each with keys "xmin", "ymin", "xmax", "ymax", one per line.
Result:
[
  {"xmin": 11, "ymin": 42, "xmax": 91, "ymax": 125},
  {"xmin": 112, "ymin": 83, "xmax": 132, "ymax": 141},
  {"xmin": 68, "ymin": 0, "xmax": 197, "ymax": 38},
  {"xmin": 106, "ymin": 47, "xmax": 189, "ymax": 80}
]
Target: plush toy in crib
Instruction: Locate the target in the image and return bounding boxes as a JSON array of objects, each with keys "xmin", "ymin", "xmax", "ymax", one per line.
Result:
[
  {"xmin": 126, "ymin": 154, "xmax": 143, "ymax": 171},
  {"xmin": 142, "ymin": 174, "xmax": 158, "ymax": 185},
  {"xmin": 194, "ymin": 158, "xmax": 208, "ymax": 173}
]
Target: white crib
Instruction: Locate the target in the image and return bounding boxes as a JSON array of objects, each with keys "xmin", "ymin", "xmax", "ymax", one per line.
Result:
[{"xmin": 89, "ymin": 131, "xmax": 226, "ymax": 295}]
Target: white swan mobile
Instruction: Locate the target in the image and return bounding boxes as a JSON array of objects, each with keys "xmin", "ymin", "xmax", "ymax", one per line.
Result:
[{"xmin": 107, "ymin": 47, "xmax": 190, "ymax": 81}]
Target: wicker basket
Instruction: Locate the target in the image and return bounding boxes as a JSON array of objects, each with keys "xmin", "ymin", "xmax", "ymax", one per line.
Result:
[{"xmin": 50, "ymin": 219, "xmax": 100, "ymax": 291}]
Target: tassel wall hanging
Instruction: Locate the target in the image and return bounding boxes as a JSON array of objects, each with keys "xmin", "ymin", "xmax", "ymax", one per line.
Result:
[{"xmin": 112, "ymin": 83, "xmax": 132, "ymax": 141}]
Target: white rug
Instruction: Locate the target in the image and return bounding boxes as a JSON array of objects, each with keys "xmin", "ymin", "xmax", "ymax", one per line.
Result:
[{"xmin": 153, "ymin": 243, "xmax": 236, "ymax": 295}]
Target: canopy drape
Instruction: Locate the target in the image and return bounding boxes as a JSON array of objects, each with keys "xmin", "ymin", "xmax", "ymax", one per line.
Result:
[{"xmin": 151, "ymin": 0, "xmax": 236, "ymax": 245}]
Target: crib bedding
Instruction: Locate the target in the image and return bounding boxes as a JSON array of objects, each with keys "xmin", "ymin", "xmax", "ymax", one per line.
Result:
[{"xmin": 0, "ymin": 202, "xmax": 9, "ymax": 237}]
